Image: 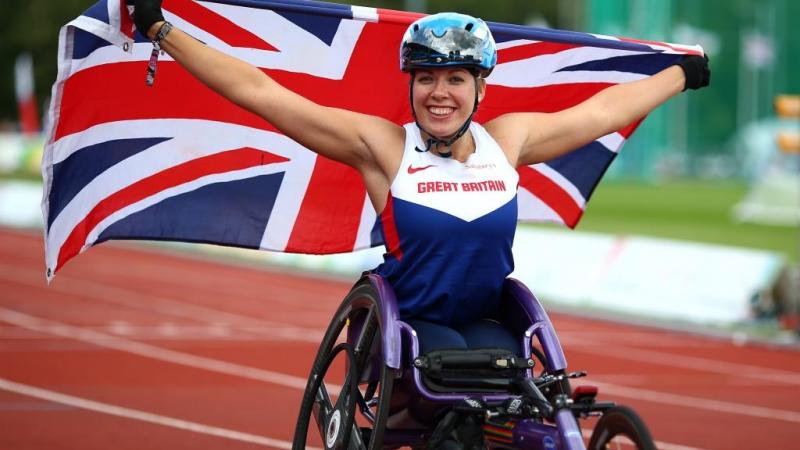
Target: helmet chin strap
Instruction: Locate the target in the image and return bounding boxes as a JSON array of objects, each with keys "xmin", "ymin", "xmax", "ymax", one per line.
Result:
[{"xmin": 410, "ymin": 76, "xmax": 480, "ymax": 158}]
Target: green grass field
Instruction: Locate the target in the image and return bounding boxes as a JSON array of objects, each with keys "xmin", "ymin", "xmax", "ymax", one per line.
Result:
[{"xmin": 529, "ymin": 180, "xmax": 798, "ymax": 262}]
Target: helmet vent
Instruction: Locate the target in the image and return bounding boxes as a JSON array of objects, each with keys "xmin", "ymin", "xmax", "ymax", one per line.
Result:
[{"xmin": 465, "ymin": 23, "xmax": 474, "ymax": 31}]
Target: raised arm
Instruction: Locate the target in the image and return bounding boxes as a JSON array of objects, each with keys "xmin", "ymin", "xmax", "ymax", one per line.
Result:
[
  {"xmin": 133, "ymin": 0, "xmax": 402, "ymax": 172},
  {"xmin": 487, "ymin": 56, "xmax": 710, "ymax": 167}
]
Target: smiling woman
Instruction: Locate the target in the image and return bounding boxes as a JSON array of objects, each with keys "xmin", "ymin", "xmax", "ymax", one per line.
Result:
[
  {"xmin": 408, "ymin": 68, "xmax": 486, "ymax": 160},
  {"xmin": 129, "ymin": 1, "xmax": 709, "ymax": 446}
]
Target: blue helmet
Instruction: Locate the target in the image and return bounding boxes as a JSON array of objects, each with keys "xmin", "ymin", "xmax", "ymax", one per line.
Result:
[{"xmin": 400, "ymin": 12, "xmax": 497, "ymax": 77}]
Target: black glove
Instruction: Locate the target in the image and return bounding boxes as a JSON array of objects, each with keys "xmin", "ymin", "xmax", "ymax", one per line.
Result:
[
  {"xmin": 134, "ymin": 0, "xmax": 165, "ymax": 38},
  {"xmin": 677, "ymin": 54, "xmax": 710, "ymax": 91}
]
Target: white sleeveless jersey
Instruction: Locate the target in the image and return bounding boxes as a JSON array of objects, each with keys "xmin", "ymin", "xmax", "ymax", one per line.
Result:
[{"xmin": 374, "ymin": 122, "xmax": 519, "ymax": 326}]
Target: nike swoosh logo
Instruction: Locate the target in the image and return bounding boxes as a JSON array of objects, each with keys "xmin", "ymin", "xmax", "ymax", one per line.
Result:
[{"xmin": 407, "ymin": 165, "xmax": 436, "ymax": 174}]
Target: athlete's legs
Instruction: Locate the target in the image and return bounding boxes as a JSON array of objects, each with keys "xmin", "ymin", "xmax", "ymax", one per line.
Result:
[
  {"xmin": 459, "ymin": 319, "xmax": 521, "ymax": 355},
  {"xmin": 406, "ymin": 319, "xmax": 468, "ymax": 353}
]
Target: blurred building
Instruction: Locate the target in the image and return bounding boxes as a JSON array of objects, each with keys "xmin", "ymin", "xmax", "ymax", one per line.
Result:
[{"xmin": 583, "ymin": 0, "xmax": 799, "ymax": 181}]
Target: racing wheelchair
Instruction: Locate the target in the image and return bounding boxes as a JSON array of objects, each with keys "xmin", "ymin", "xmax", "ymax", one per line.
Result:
[{"xmin": 293, "ymin": 274, "xmax": 656, "ymax": 450}]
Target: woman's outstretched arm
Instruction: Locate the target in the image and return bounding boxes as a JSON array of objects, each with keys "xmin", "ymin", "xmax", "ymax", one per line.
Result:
[
  {"xmin": 487, "ymin": 56, "xmax": 709, "ymax": 167},
  {"xmin": 134, "ymin": 1, "xmax": 402, "ymax": 172}
]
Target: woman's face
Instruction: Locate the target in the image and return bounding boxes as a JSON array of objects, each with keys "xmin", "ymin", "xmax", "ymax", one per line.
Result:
[{"xmin": 411, "ymin": 68, "xmax": 486, "ymax": 139}]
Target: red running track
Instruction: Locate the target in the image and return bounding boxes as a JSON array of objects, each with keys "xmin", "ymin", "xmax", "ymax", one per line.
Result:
[{"xmin": 1, "ymin": 226, "xmax": 799, "ymax": 449}]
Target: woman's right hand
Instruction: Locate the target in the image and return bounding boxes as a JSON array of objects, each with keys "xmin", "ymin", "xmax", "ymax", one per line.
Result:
[
  {"xmin": 133, "ymin": 0, "xmax": 165, "ymax": 39},
  {"xmin": 676, "ymin": 54, "xmax": 711, "ymax": 91}
]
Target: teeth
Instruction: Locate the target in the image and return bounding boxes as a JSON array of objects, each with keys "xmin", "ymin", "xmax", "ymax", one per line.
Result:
[{"xmin": 428, "ymin": 106, "xmax": 454, "ymax": 116}]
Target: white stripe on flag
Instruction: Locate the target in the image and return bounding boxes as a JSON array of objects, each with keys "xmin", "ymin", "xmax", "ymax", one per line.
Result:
[
  {"xmin": 67, "ymin": 14, "xmax": 132, "ymax": 49},
  {"xmin": 351, "ymin": 6, "xmax": 379, "ymax": 22},
  {"xmin": 69, "ymin": 5, "xmax": 368, "ymax": 80},
  {"xmin": 495, "ymin": 39, "xmax": 540, "ymax": 50},
  {"xmin": 597, "ymin": 132, "xmax": 625, "ymax": 154},
  {"xmin": 258, "ymin": 151, "xmax": 316, "ymax": 252},
  {"xmin": 490, "ymin": 46, "xmax": 651, "ymax": 88},
  {"xmin": 516, "ymin": 187, "xmax": 564, "ymax": 224}
]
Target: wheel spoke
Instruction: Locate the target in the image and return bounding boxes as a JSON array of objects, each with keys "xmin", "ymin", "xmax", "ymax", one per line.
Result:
[
  {"xmin": 312, "ymin": 381, "xmax": 334, "ymax": 440},
  {"xmin": 352, "ymin": 308, "xmax": 377, "ymax": 366}
]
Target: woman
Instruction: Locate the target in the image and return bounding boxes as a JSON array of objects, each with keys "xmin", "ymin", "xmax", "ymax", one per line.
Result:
[{"xmin": 133, "ymin": 1, "xmax": 709, "ymax": 354}]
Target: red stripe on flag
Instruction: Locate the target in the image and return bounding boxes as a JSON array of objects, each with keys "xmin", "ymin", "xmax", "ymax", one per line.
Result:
[
  {"xmin": 617, "ymin": 36, "xmax": 699, "ymax": 55},
  {"xmin": 376, "ymin": 9, "xmax": 424, "ymax": 25},
  {"xmin": 165, "ymin": 0, "xmax": 278, "ymax": 51},
  {"xmin": 517, "ymin": 166, "xmax": 583, "ymax": 228},
  {"xmin": 54, "ymin": 20, "xmax": 410, "ymax": 141},
  {"xmin": 476, "ymin": 82, "xmax": 614, "ymax": 122},
  {"xmin": 379, "ymin": 194, "xmax": 402, "ymax": 261},
  {"xmin": 54, "ymin": 63, "xmax": 277, "ymax": 141},
  {"xmin": 120, "ymin": 1, "xmax": 134, "ymax": 38},
  {"xmin": 282, "ymin": 21, "xmax": 408, "ymax": 254},
  {"xmin": 284, "ymin": 157, "xmax": 365, "ymax": 253},
  {"xmin": 617, "ymin": 118, "xmax": 644, "ymax": 139},
  {"xmin": 56, "ymin": 147, "xmax": 288, "ymax": 272},
  {"xmin": 497, "ymin": 41, "xmax": 582, "ymax": 64}
]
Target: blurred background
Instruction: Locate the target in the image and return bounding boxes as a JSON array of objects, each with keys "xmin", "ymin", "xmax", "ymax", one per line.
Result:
[{"xmin": 0, "ymin": 0, "xmax": 798, "ymax": 336}]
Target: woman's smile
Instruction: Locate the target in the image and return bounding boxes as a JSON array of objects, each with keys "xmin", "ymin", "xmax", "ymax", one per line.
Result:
[
  {"xmin": 412, "ymin": 67, "xmax": 484, "ymax": 137},
  {"xmin": 427, "ymin": 105, "xmax": 456, "ymax": 118}
]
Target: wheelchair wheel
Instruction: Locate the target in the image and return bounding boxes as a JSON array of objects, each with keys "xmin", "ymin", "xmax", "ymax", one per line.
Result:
[
  {"xmin": 587, "ymin": 405, "xmax": 656, "ymax": 450},
  {"xmin": 293, "ymin": 281, "xmax": 396, "ymax": 450}
]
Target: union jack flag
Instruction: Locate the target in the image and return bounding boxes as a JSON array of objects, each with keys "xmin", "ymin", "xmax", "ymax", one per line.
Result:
[{"xmin": 42, "ymin": 0, "xmax": 702, "ymax": 278}]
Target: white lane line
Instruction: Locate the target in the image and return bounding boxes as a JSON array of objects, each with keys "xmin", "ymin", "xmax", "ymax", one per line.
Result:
[
  {"xmin": 654, "ymin": 442, "xmax": 707, "ymax": 450},
  {"xmin": 559, "ymin": 331, "xmax": 718, "ymax": 348},
  {"xmin": 593, "ymin": 381, "xmax": 800, "ymax": 424},
  {"xmin": 4, "ymin": 307, "xmax": 799, "ymax": 425},
  {"xmin": 11, "ymin": 263, "xmax": 800, "ymax": 387},
  {"xmin": 0, "ymin": 307, "xmax": 309, "ymax": 390},
  {"xmin": 0, "ymin": 265, "xmax": 325, "ymax": 342},
  {"xmin": 572, "ymin": 344, "xmax": 800, "ymax": 386},
  {"xmin": 0, "ymin": 377, "xmax": 314, "ymax": 450}
]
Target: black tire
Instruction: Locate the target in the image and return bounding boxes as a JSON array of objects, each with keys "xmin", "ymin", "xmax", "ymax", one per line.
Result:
[
  {"xmin": 587, "ymin": 405, "xmax": 656, "ymax": 450},
  {"xmin": 293, "ymin": 281, "xmax": 396, "ymax": 450}
]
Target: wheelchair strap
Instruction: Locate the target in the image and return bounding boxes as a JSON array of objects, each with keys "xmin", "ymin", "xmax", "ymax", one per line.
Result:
[{"xmin": 415, "ymin": 348, "xmax": 534, "ymax": 373}]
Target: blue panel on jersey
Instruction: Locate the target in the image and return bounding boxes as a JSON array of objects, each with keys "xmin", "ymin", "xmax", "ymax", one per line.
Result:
[
  {"xmin": 375, "ymin": 196, "xmax": 517, "ymax": 326},
  {"xmin": 48, "ymin": 137, "xmax": 172, "ymax": 230},
  {"xmin": 97, "ymin": 173, "xmax": 285, "ymax": 249},
  {"xmin": 558, "ymin": 53, "xmax": 679, "ymax": 76},
  {"xmin": 275, "ymin": 10, "xmax": 342, "ymax": 46},
  {"xmin": 370, "ymin": 216, "xmax": 384, "ymax": 247},
  {"xmin": 83, "ymin": 1, "xmax": 110, "ymax": 24},
  {"xmin": 546, "ymin": 141, "xmax": 616, "ymax": 200}
]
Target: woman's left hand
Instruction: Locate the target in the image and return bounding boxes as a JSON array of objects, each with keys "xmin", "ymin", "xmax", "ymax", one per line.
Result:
[
  {"xmin": 677, "ymin": 54, "xmax": 711, "ymax": 91},
  {"xmin": 133, "ymin": 0, "xmax": 165, "ymax": 39}
]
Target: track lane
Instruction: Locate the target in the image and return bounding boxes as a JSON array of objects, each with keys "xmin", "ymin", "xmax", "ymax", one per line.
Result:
[
  {"xmin": 0, "ymin": 384, "xmax": 279, "ymax": 450},
  {"xmin": 2, "ymin": 227, "xmax": 800, "ymax": 449}
]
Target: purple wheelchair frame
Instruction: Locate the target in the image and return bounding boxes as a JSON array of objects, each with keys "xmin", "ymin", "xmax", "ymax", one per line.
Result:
[{"xmin": 364, "ymin": 274, "xmax": 587, "ymax": 450}]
